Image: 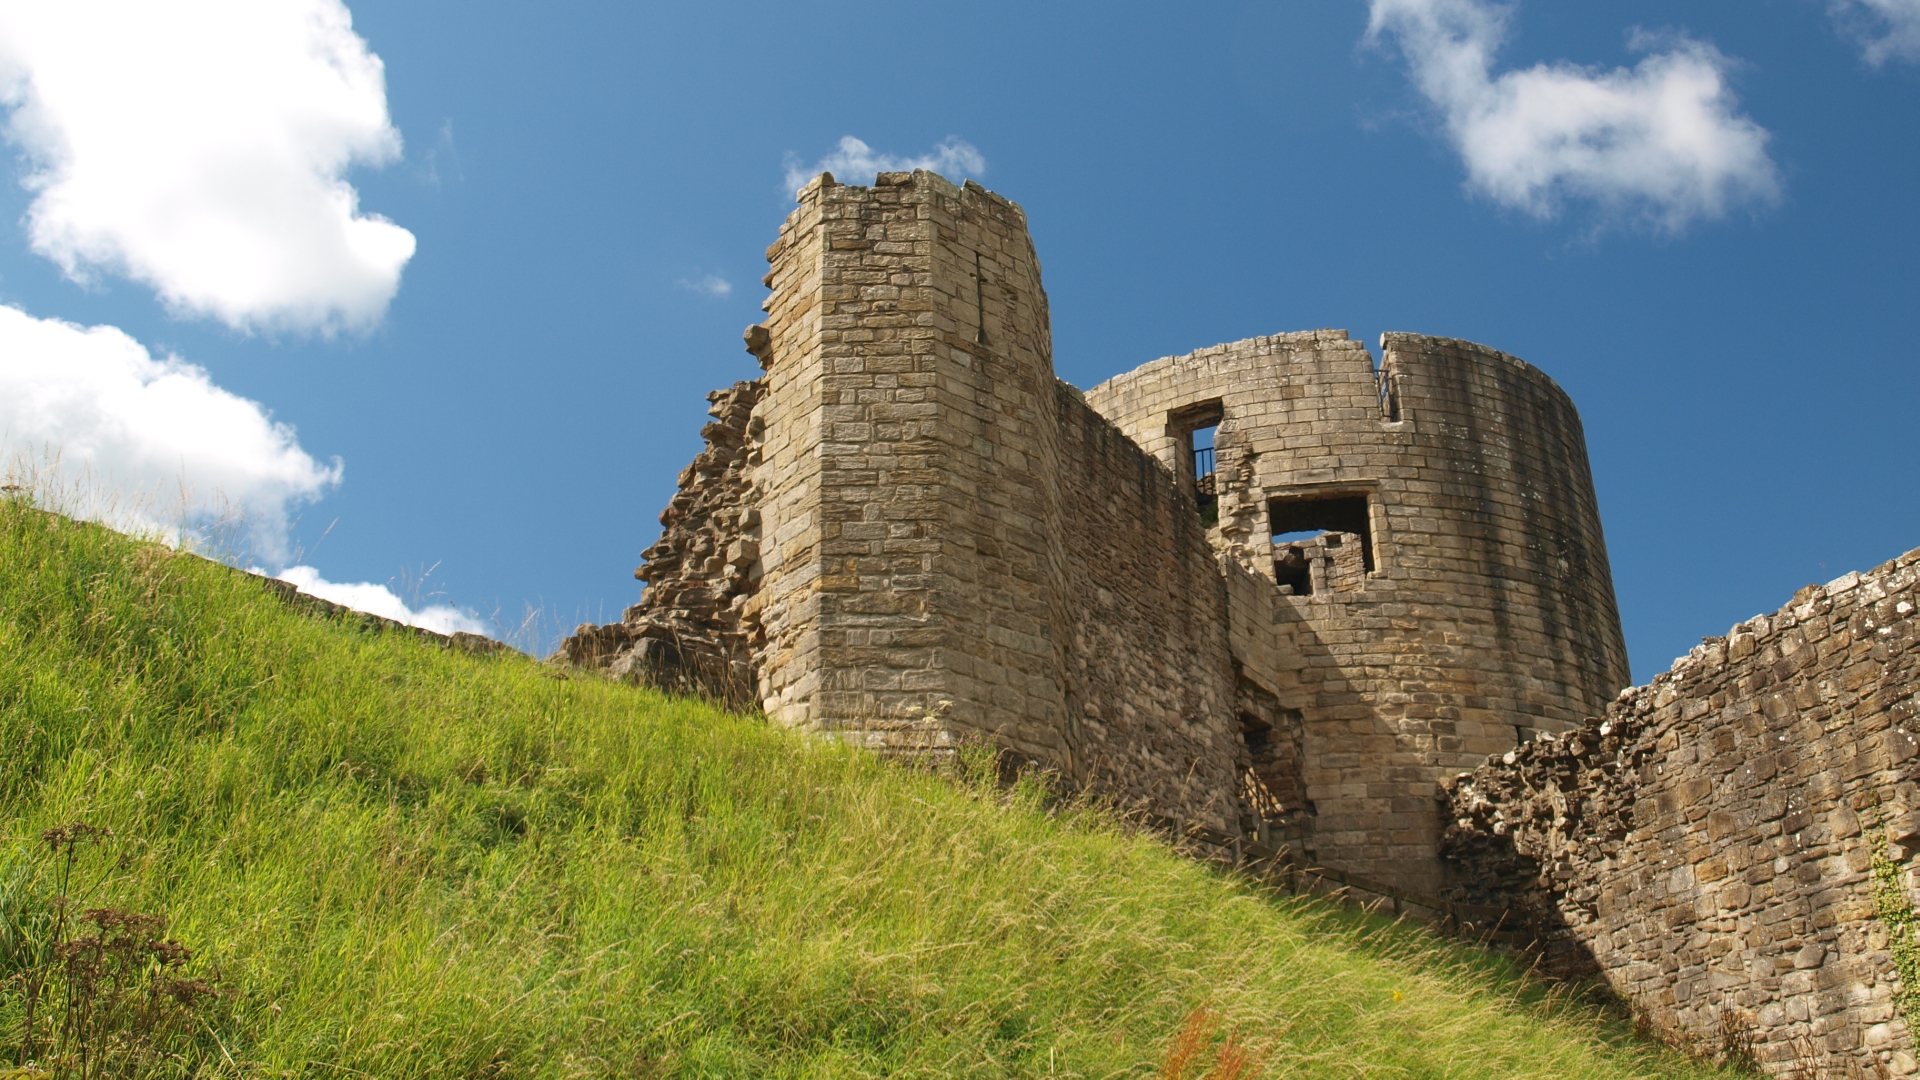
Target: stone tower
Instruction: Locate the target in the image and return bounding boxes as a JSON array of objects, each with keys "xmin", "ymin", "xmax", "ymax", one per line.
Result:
[
  {"xmin": 1086, "ymin": 332, "xmax": 1630, "ymax": 891},
  {"xmin": 564, "ymin": 170, "xmax": 1629, "ymax": 889},
  {"xmin": 745, "ymin": 169, "xmax": 1247, "ymax": 832}
]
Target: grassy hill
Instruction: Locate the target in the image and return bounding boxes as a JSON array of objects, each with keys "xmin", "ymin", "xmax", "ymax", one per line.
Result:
[{"xmin": 0, "ymin": 496, "xmax": 1734, "ymax": 1079}]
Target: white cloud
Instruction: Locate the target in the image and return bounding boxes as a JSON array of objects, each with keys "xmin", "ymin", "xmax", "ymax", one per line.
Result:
[
  {"xmin": 1831, "ymin": 0, "xmax": 1920, "ymax": 64},
  {"xmin": 783, "ymin": 136, "xmax": 985, "ymax": 196},
  {"xmin": 274, "ymin": 564, "xmax": 489, "ymax": 637},
  {"xmin": 0, "ymin": 304, "xmax": 338, "ymax": 561},
  {"xmin": 419, "ymin": 118, "xmax": 460, "ymax": 187},
  {"xmin": 1366, "ymin": 0, "xmax": 1779, "ymax": 231},
  {"xmin": 678, "ymin": 273, "xmax": 732, "ymax": 298},
  {"xmin": 0, "ymin": 0, "xmax": 416, "ymax": 333}
]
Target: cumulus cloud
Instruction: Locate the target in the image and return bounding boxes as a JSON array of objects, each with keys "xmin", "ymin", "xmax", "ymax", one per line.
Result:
[
  {"xmin": 1366, "ymin": 0, "xmax": 1779, "ymax": 230},
  {"xmin": 783, "ymin": 136, "xmax": 985, "ymax": 195},
  {"xmin": 678, "ymin": 273, "xmax": 732, "ymax": 298},
  {"xmin": 0, "ymin": 0, "xmax": 416, "ymax": 333},
  {"xmin": 274, "ymin": 564, "xmax": 489, "ymax": 636},
  {"xmin": 0, "ymin": 304, "xmax": 339, "ymax": 561},
  {"xmin": 1830, "ymin": 0, "xmax": 1920, "ymax": 64}
]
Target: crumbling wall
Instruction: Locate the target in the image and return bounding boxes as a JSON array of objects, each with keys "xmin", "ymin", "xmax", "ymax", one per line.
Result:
[
  {"xmin": 561, "ymin": 377, "xmax": 765, "ymax": 705},
  {"xmin": 254, "ymin": 572, "xmax": 508, "ymax": 657},
  {"xmin": 1271, "ymin": 531, "xmax": 1366, "ymax": 596},
  {"xmin": 1224, "ymin": 555, "xmax": 1311, "ymax": 839},
  {"xmin": 1443, "ymin": 548, "xmax": 1920, "ymax": 1076}
]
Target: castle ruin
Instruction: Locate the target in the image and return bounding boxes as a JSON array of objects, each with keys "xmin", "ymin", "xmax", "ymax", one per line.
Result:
[
  {"xmin": 564, "ymin": 169, "xmax": 1627, "ymax": 895},
  {"xmin": 562, "ymin": 170, "xmax": 1920, "ymax": 1073}
]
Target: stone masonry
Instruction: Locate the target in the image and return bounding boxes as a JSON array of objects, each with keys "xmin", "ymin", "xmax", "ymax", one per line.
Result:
[
  {"xmin": 642, "ymin": 169, "xmax": 1246, "ymax": 831},
  {"xmin": 562, "ymin": 377, "xmax": 766, "ymax": 707},
  {"xmin": 1443, "ymin": 549, "xmax": 1920, "ymax": 1075},
  {"xmin": 1085, "ymin": 331, "xmax": 1630, "ymax": 892},
  {"xmin": 562, "ymin": 171, "xmax": 1920, "ymax": 1066},
  {"xmin": 564, "ymin": 169, "xmax": 1628, "ymax": 885}
]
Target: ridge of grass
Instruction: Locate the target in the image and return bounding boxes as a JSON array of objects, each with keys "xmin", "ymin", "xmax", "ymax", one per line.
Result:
[{"xmin": 0, "ymin": 498, "xmax": 1734, "ymax": 1078}]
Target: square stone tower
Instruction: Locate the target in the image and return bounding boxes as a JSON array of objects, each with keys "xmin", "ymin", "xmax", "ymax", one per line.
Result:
[{"xmin": 744, "ymin": 169, "xmax": 1245, "ymax": 830}]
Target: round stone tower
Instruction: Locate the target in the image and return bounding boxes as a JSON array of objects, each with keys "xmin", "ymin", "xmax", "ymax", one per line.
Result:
[{"xmin": 1084, "ymin": 329, "xmax": 1629, "ymax": 892}]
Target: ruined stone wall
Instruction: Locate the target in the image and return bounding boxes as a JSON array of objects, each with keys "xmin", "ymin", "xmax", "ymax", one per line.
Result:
[
  {"xmin": 742, "ymin": 173, "xmax": 834, "ymax": 732},
  {"xmin": 1444, "ymin": 548, "xmax": 1920, "ymax": 1076},
  {"xmin": 561, "ymin": 378, "xmax": 764, "ymax": 704},
  {"xmin": 1084, "ymin": 331, "xmax": 1629, "ymax": 892}
]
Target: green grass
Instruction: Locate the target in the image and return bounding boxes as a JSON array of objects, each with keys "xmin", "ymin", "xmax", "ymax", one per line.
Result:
[{"xmin": 0, "ymin": 497, "xmax": 1735, "ymax": 1079}]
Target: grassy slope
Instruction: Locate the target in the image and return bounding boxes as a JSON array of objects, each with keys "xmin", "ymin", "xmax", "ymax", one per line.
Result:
[{"xmin": 0, "ymin": 501, "xmax": 1732, "ymax": 1079}]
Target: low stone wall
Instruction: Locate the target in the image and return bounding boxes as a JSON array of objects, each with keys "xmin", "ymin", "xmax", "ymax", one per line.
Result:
[
  {"xmin": 252, "ymin": 573, "xmax": 509, "ymax": 658},
  {"xmin": 1443, "ymin": 547, "xmax": 1920, "ymax": 1075}
]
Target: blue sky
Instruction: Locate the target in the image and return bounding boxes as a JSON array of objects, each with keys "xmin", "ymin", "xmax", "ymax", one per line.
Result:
[{"xmin": 0, "ymin": 0, "xmax": 1915, "ymax": 681}]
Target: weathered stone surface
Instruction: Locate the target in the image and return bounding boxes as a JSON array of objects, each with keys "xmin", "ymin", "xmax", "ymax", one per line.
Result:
[
  {"xmin": 562, "ymin": 170, "xmax": 1625, "ymax": 871},
  {"xmin": 1086, "ymin": 331, "xmax": 1630, "ymax": 891},
  {"xmin": 1443, "ymin": 550, "xmax": 1920, "ymax": 1075},
  {"xmin": 734, "ymin": 170, "xmax": 1245, "ymax": 829},
  {"xmin": 560, "ymin": 375, "xmax": 765, "ymax": 706}
]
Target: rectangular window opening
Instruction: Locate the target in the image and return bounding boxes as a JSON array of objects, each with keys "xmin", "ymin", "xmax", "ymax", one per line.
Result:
[
  {"xmin": 1240, "ymin": 708, "xmax": 1307, "ymax": 827},
  {"xmin": 1191, "ymin": 424, "xmax": 1217, "ymax": 478},
  {"xmin": 1377, "ymin": 369, "xmax": 1401, "ymax": 422},
  {"xmin": 1169, "ymin": 399, "xmax": 1224, "ymax": 527},
  {"xmin": 1191, "ymin": 425, "xmax": 1218, "ymax": 526},
  {"xmin": 1270, "ymin": 492, "xmax": 1376, "ymax": 594}
]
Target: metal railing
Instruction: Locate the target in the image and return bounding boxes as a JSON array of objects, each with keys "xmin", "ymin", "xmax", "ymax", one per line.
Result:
[{"xmin": 1193, "ymin": 446, "xmax": 1215, "ymax": 478}]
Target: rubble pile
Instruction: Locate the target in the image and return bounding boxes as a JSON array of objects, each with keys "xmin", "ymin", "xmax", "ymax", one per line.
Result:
[{"xmin": 1441, "ymin": 710, "xmax": 1658, "ymax": 979}]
